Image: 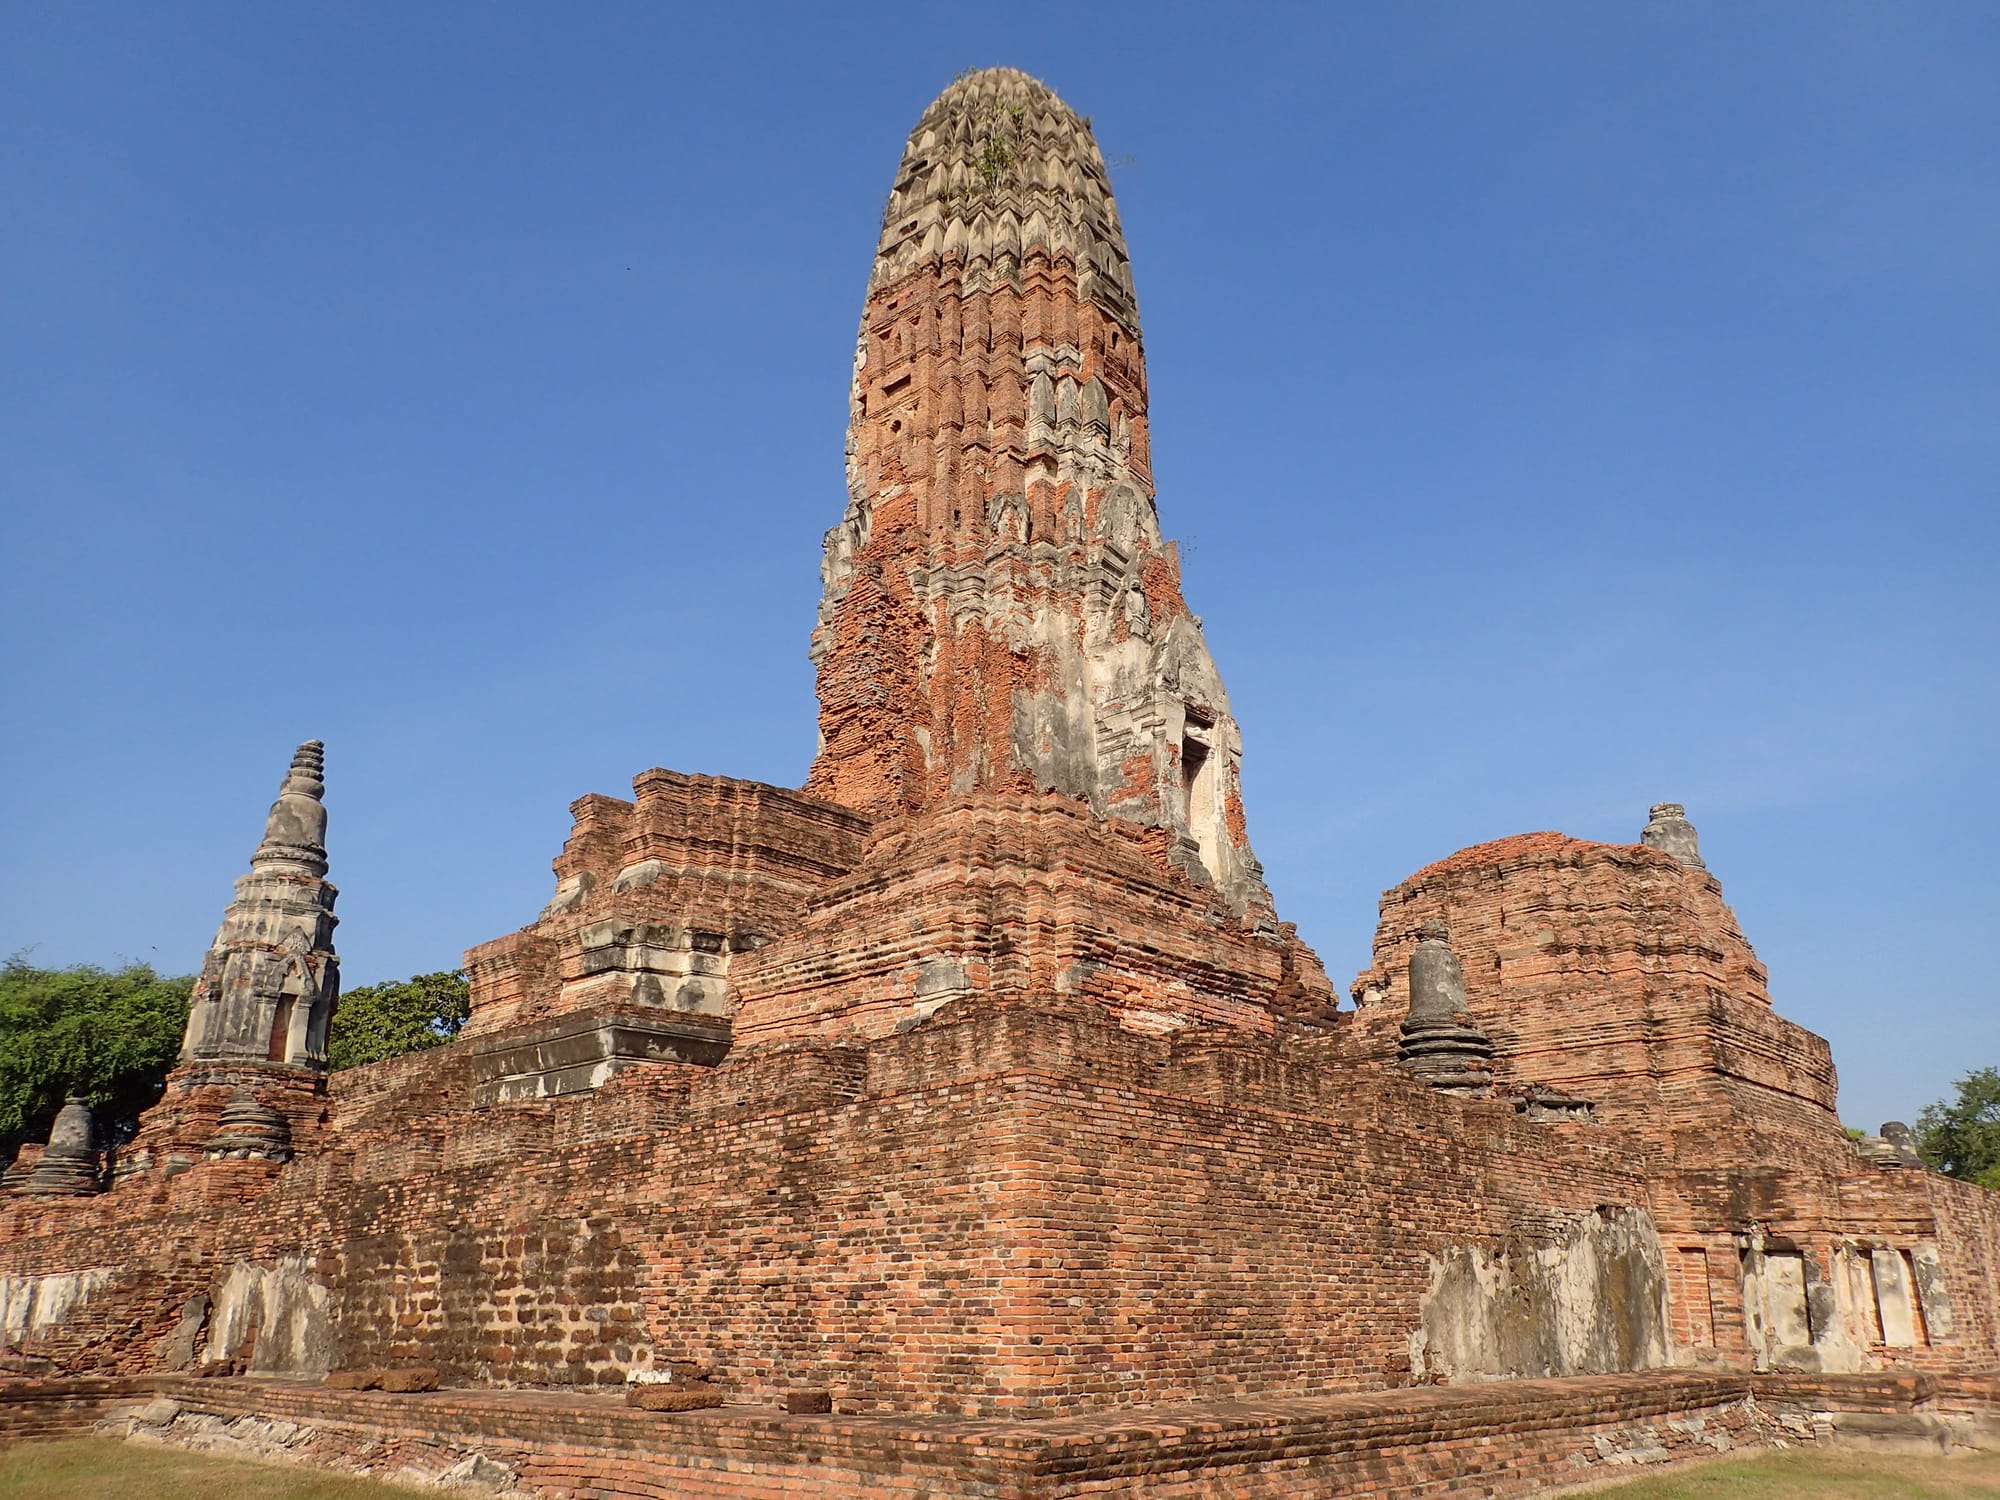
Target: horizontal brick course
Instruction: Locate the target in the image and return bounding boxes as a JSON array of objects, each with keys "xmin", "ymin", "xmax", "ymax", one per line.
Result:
[{"xmin": 11, "ymin": 1370, "xmax": 1984, "ymax": 1496}]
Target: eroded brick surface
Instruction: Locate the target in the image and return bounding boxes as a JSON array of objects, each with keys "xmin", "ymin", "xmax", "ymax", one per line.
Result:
[{"xmin": 804, "ymin": 69, "xmax": 1268, "ymax": 918}]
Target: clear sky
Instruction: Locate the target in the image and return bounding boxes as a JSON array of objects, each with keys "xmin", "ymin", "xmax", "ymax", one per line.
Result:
[{"xmin": 3, "ymin": 4, "xmax": 1994, "ymax": 1131}]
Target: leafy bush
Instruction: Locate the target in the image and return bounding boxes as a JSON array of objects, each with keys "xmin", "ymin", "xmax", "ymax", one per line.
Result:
[
  {"xmin": 1916, "ymin": 1066, "xmax": 2000, "ymax": 1190},
  {"xmin": 0, "ymin": 958, "xmax": 190, "ymax": 1150},
  {"xmin": 327, "ymin": 970, "xmax": 469, "ymax": 1071}
]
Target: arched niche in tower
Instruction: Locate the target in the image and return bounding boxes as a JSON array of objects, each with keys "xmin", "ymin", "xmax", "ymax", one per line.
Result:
[
  {"xmin": 1097, "ymin": 482, "xmax": 1156, "ymax": 558},
  {"xmin": 1179, "ymin": 703, "xmax": 1223, "ymax": 882},
  {"xmin": 988, "ymin": 492, "xmax": 1028, "ymax": 545}
]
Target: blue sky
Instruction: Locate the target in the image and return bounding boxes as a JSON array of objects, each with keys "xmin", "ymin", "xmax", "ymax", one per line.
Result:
[{"xmin": 3, "ymin": 4, "xmax": 1994, "ymax": 1131}]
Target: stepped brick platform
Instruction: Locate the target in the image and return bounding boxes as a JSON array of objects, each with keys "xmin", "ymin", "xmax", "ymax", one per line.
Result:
[{"xmin": 6, "ymin": 1371, "xmax": 1998, "ymax": 1498}]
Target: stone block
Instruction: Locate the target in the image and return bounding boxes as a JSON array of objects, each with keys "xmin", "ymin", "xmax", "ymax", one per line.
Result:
[
  {"xmin": 466, "ymin": 1006, "xmax": 732, "ymax": 1106},
  {"xmin": 436, "ymin": 1453, "xmax": 518, "ymax": 1491},
  {"xmin": 378, "ymin": 1366, "xmax": 439, "ymax": 1392},
  {"xmin": 628, "ymin": 1384, "xmax": 723, "ymax": 1411},
  {"xmin": 1911, "ymin": 1244, "xmax": 1955, "ymax": 1339},
  {"xmin": 201, "ymin": 1259, "xmax": 335, "ymax": 1378},
  {"xmin": 158, "ymin": 1293, "xmax": 209, "ymax": 1372},
  {"xmin": 133, "ymin": 1397, "xmax": 182, "ymax": 1426},
  {"xmin": 1832, "ymin": 1411, "xmax": 1952, "ymax": 1456},
  {"xmin": 782, "ymin": 1389, "xmax": 833, "ymax": 1414}
]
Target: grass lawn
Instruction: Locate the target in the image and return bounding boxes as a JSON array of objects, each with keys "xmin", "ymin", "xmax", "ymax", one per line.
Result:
[
  {"xmin": 0, "ymin": 1437, "xmax": 417, "ymax": 1498},
  {"xmin": 1566, "ymin": 1446, "xmax": 2000, "ymax": 1499}
]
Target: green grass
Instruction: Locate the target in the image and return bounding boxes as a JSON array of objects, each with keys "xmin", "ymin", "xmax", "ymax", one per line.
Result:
[
  {"xmin": 0, "ymin": 1438, "xmax": 418, "ymax": 1499},
  {"xmin": 1564, "ymin": 1446, "xmax": 2000, "ymax": 1499}
]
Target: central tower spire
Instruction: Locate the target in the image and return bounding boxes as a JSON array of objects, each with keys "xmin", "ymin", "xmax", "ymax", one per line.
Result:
[{"xmin": 806, "ymin": 68, "xmax": 1267, "ymax": 911}]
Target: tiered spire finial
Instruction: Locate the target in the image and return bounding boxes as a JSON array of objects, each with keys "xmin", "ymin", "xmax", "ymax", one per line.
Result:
[
  {"xmin": 870, "ymin": 68, "xmax": 1137, "ymax": 326},
  {"xmin": 180, "ymin": 739, "xmax": 340, "ymax": 1070},
  {"xmin": 252, "ymin": 739, "xmax": 329, "ymax": 876}
]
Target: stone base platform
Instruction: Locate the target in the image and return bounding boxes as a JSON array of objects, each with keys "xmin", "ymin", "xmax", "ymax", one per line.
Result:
[
  {"xmin": 6, "ymin": 1371, "xmax": 1997, "ymax": 1497},
  {"xmin": 465, "ymin": 1004, "xmax": 733, "ymax": 1106}
]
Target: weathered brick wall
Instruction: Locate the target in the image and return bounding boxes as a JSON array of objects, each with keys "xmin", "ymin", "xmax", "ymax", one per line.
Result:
[
  {"xmin": 1349, "ymin": 832, "xmax": 1839, "ymax": 1160},
  {"xmin": 0, "ymin": 993, "xmax": 1670, "ymax": 1413},
  {"xmin": 465, "ymin": 771, "xmax": 870, "ymax": 1036},
  {"xmin": 1652, "ymin": 1160, "xmax": 1979, "ymax": 1372},
  {"xmin": 1335, "ymin": 827, "xmax": 1997, "ymax": 1378},
  {"xmin": 0, "ymin": 1218, "xmax": 211, "ymax": 1375},
  {"xmin": 929, "ymin": 1008, "xmax": 1666, "ymax": 1403},
  {"xmin": 0, "ymin": 1376, "xmax": 154, "ymax": 1446},
  {"xmin": 1927, "ymin": 1172, "xmax": 2000, "ymax": 1365},
  {"xmin": 8, "ymin": 798, "xmax": 1998, "ymax": 1409},
  {"xmin": 7, "ymin": 976, "xmax": 1998, "ymax": 1410},
  {"xmin": 730, "ymin": 794, "xmax": 1330, "ymax": 1047}
]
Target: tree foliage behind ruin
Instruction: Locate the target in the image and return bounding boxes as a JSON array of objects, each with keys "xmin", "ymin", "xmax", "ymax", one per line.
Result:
[
  {"xmin": 1916, "ymin": 1067, "xmax": 2000, "ymax": 1190},
  {"xmin": 0, "ymin": 958, "xmax": 191, "ymax": 1151},
  {"xmin": 327, "ymin": 970, "xmax": 470, "ymax": 1071}
]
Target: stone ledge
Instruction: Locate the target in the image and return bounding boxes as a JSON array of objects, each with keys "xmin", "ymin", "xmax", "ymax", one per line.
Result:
[{"xmin": 464, "ymin": 1005, "xmax": 733, "ymax": 1106}]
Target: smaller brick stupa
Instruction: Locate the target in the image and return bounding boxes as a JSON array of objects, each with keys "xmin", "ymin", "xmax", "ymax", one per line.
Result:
[
  {"xmin": 23, "ymin": 1098, "xmax": 99, "ymax": 1197},
  {"xmin": 107, "ymin": 740, "xmax": 339, "ymax": 1187},
  {"xmin": 179, "ymin": 739, "xmax": 340, "ymax": 1069},
  {"xmin": 203, "ymin": 1089, "xmax": 294, "ymax": 1164},
  {"xmin": 1397, "ymin": 920, "xmax": 1496, "ymax": 1096},
  {"xmin": 1640, "ymin": 800, "xmax": 1706, "ymax": 870}
]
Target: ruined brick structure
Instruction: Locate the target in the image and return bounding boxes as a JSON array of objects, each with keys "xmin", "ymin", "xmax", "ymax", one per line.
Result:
[
  {"xmin": 183, "ymin": 738, "xmax": 340, "ymax": 1072},
  {"xmin": 4, "ymin": 68, "xmax": 1996, "ymax": 1499},
  {"xmin": 805, "ymin": 69, "xmax": 1268, "ymax": 920}
]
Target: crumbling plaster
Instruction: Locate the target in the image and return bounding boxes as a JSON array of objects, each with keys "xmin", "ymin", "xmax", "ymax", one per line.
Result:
[{"xmin": 1411, "ymin": 1208, "xmax": 1674, "ymax": 1383}]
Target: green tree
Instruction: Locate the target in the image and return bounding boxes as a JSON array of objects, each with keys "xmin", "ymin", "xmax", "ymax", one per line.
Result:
[
  {"xmin": 0, "ymin": 958, "xmax": 191, "ymax": 1152},
  {"xmin": 327, "ymin": 970, "xmax": 470, "ymax": 1071},
  {"xmin": 1915, "ymin": 1067, "xmax": 2000, "ymax": 1190}
]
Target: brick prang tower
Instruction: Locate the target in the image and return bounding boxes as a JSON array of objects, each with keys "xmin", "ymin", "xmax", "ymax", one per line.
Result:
[{"xmin": 807, "ymin": 69, "xmax": 1266, "ymax": 914}]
